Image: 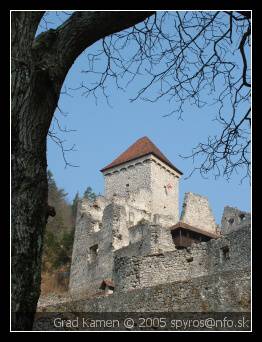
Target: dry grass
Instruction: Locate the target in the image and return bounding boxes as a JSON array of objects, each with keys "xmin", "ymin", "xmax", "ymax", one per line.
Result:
[{"xmin": 41, "ymin": 271, "xmax": 68, "ymax": 295}]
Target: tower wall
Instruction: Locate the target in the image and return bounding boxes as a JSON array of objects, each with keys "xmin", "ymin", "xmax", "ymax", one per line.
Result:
[
  {"xmin": 103, "ymin": 155, "xmax": 152, "ymax": 199},
  {"xmin": 103, "ymin": 154, "xmax": 181, "ymax": 222},
  {"xmin": 150, "ymin": 156, "xmax": 180, "ymax": 221}
]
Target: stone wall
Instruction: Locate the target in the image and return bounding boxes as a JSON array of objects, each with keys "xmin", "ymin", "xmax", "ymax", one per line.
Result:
[
  {"xmin": 103, "ymin": 155, "xmax": 153, "ymax": 199},
  {"xmin": 102, "ymin": 154, "xmax": 181, "ymax": 221},
  {"xmin": 70, "ymin": 168, "xmax": 250, "ymax": 301},
  {"xmin": 69, "ymin": 201, "xmax": 130, "ymax": 297},
  {"xmin": 70, "ymin": 198, "xmax": 251, "ymax": 298},
  {"xmin": 114, "ymin": 224, "xmax": 176, "ymax": 259},
  {"xmin": 113, "ymin": 225, "xmax": 250, "ymax": 292},
  {"xmin": 221, "ymin": 206, "xmax": 251, "ymax": 234},
  {"xmin": 150, "ymin": 156, "xmax": 180, "ymax": 220},
  {"xmin": 39, "ymin": 268, "xmax": 250, "ymax": 313},
  {"xmin": 70, "ymin": 180, "xmax": 180, "ymax": 297},
  {"xmin": 180, "ymin": 192, "xmax": 217, "ymax": 233}
]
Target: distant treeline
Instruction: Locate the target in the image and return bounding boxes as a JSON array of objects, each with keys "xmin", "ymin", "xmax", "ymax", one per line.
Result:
[{"xmin": 42, "ymin": 170, "xmax": 97, "ymax": 273}]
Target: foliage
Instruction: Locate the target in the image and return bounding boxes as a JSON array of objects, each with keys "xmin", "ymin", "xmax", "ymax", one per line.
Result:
[
  {"xmin": 71, "ymin": 192, "xmax": 79, "ymax": 220},
  {"xmin": 42, "ymin": 170, "xmax": 75, "ymax": 272},
  {"xmin": 42, "ymin": 173, "xmax": 98, "ymax": 273},
  {"xmin": 83, "ymin": 186, "xmax": 97, "ymax": 202},
  {"xmin": 42, "ymin": 230, "xmax": 75, "ymax": 271}
]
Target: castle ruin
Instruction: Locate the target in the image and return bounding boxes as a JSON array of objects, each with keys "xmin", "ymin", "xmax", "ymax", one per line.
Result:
[{"xmin": 69, "ymin": 136, "xmax": 251, "ymax": 308}]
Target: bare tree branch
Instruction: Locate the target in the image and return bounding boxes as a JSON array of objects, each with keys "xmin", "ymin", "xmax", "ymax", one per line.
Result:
[{"xmin": 74, "ymin": 11, "xmax": 250, "ymax": 181}]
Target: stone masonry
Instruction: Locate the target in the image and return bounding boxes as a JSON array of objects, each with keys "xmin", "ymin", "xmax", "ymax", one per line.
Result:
[
  {"xmin": 180, "ymin": 192, "xmax": 218, "ymax": 233},
  {"xmin": 221, "ymin": 206, "xmax": 251, "ymax": 234},
  {"xmin": 113, "ymin": 224, "xmax": 250, "ymax": 293},
  {"xmin": 68, "ymin": 136, "xmax": 251, "ymax": 313},
  {"xmin": 103, "ymin": 154, "xmax": 181, "ymax": 220}
]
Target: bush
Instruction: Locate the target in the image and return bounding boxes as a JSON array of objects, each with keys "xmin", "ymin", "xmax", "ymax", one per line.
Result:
[{"xmin": 42, "ymin": 229, "xmax": 75, "ymax": 272}]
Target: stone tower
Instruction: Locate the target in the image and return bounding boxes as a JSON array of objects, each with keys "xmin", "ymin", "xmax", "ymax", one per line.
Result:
[
  {"xmin": 100, "ymin": 136, "xmax": 183, "ymax": 223},
  {"xmin": 69, "ymin": 137, "xmax": 183, "ymax": 297}
]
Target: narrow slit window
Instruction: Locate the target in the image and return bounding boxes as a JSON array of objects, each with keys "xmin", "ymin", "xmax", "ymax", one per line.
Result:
[
  {"xmin": 220, "ymin": 246, "xmax": 230, "ymax": 262},
  {"xmin": 89, "ymin": 244, "xmax": 98, "ymax": 263}
]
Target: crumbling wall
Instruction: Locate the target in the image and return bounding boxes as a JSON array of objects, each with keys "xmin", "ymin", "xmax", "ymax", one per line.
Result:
[
  {"xmin": 113, "ymin": 224, "xmax": 250, "ymax": 293},
  {"xmin": 38, "ymin": 268, "xmax": 250, "ymax": 314},
  {"xmin": 104, "ymin": 203, "xmax": 129, "ymax": 251},
  {"xmin": 221, "ymin": 206, "xmax": 251, "ymax": 234},
  {"xmin": 69, "ymin": 199, "xmax": 99, "ymax": 296},
  {"xmin": 114, "ymin": 223, "xmax": 176, "ymax": 259},
  {"xmin": 104, "ymin": 190, "xmax": 153, "ymax": 228},
  {"xmin": 127, "ymin": 188, "xmax": 152, "ymax": 213},
  {"xmin": 70, "ymin": 179, "xmax": 250, "ymax": 300},
  {"xmin": 180, "ymin": 192, "xmax": 217, "ymax": 233},
  {"xmin": 69, "ymin": 201, "xmax": 129, "ymax": 297}
]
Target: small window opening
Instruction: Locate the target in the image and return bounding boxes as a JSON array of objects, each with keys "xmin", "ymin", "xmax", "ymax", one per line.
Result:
[
  {"xmin": 228, "ymin": 218, "xmax": 234, "ymax": 225},
  {"xmin": 89, "ymin": 244, "xmax": 98, "ymax": 263},
  {"xmin": 129, "ymin": 212, "xmax": 134, "ymax": 225},
  {"xmin": 220, "ymin": 246, "xmax": 230, "ymax": 262},
  {"xmin": 153, "ymin": 214, "xmax": 160, "ymax": 224},
  {"xmin": 186, "ymin": 256, "xmax": 194, "ymax": 263},
  {"xmin": 239, "ymin": 213, "xmax": 246, "ymax": 221}
]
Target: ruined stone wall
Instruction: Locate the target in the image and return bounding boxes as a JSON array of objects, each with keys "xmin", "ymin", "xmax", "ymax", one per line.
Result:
[
  {"xmin": 69, "ymin": 201, "xmax": 130, "ymax": 297},
  {"xmin": 180, "ymin": 192, "xmax": 217, "ymax": 233},
  {"xmin": 113, "ymin": 225, "xmax": 250, "ymax": 292},
  {"xmin": 39, "ymin": 268, "xmax": 250, "ymax": 314},
  {"xmin": 221, "ymin": 206, "xmax": 251, "ymax": 234},
  {"xmin": 69, "ymin": 198, "xmax": 104, "ymax": 296},
  {"xmin": 69, "ymin": 193, "xmax": 178, "ymax": 297},
  {"xmin": 114, "ymin": 224, "xmax": 176, "ymax": 259},
  {"xmin": 70, "ymin": 172, "xmax": 250, "ymax": 300},
  {"xmin": 102, "ymin": 191, "xmax": 155, "ymax": 228}
]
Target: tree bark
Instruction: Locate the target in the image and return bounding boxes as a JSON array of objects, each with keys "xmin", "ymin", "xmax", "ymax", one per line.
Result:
[{"xmin": 11, "ymin": 11, "xmax": 153, "ymax": 330}]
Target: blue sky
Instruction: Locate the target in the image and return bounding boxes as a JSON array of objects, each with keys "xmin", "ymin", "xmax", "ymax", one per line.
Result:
[{"xmin": 40, "ymin": 12, "xmax": 251, "ymax": 224}]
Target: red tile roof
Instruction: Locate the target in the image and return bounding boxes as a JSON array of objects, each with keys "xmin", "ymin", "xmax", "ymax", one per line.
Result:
[{"xmin": 100, "ymin": 136, "xmax": 183, "ymax": 174}]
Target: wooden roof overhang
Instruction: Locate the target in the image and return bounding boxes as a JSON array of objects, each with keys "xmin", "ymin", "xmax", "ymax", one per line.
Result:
[{"xmin": 170, "ymin": 221, "xmax": 220, "ymax": 240}]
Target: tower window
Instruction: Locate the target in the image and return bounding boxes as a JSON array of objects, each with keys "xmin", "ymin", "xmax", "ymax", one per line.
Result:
[
  {"xmin": 220, "ymin": 246, "xmax": 230, "ymax": 262},
  {"xmin": 89, "ymin": 244, "xmax": 98, "ymax": 263},
  {"xmin": 239, "ymin": 213, "xmax": 246, "ymax": 221},
  {"xmin": 228, "ymin": 218, "xmax": 234, "ymax": 225},
  {"xmin": 129, "ymin": 212, "xmax": 134, "ymax": 225},
  {"xmin": 153, "ymin": 214, "xmax": 160, "ymax": 224}
]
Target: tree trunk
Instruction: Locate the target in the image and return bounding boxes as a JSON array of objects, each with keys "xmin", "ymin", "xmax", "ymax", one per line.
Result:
[
  {"xmin": 11, "ymin": 11, "xmax": 153, "ymax": 330},
  {"xmin": 11, "ymin": 11, "xmax": 59, "ymax": 330},
  {"xmin": 11, "ymin": 84, "xmax": 61, "ymax": 330}
]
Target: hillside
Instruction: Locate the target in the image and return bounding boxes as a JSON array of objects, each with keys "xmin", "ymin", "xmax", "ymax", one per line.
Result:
[{"xmin": 41, "ymin": 170, "xmax": 96, "ymax": 295}]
